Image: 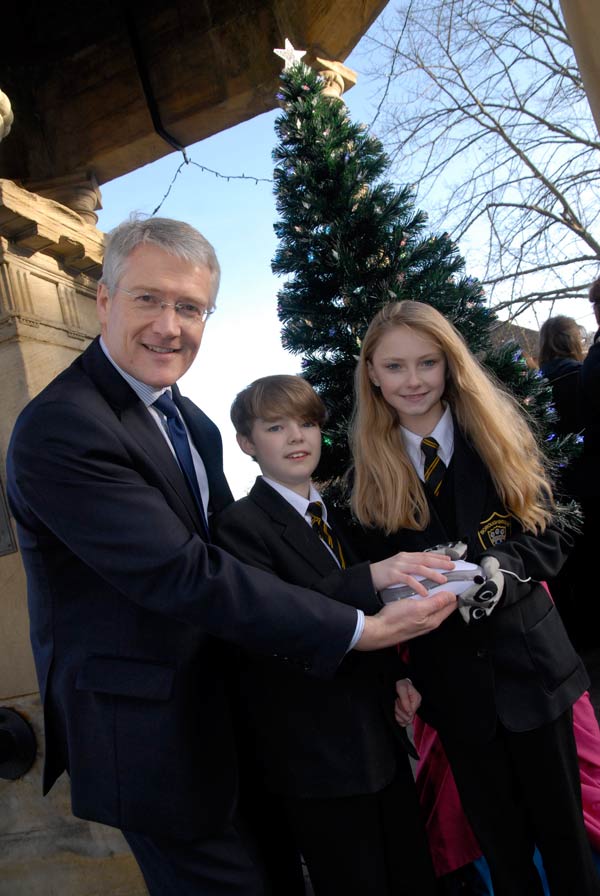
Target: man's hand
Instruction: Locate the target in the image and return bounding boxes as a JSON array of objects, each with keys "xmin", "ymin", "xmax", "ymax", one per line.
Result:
[
  {"xmin": 370, "ymin": 550, "xmax": 454, "ymax": 593},
  {"xmin": 354, "ymin": 591, "xmax": 457, "ymax": 651},
  {"xmin": 394, "ymin": 678, "xmax": 422, "ymax": 727}
]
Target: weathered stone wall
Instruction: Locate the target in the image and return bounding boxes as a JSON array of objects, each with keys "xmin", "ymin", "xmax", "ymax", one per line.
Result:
[{"xmin": 0, "ymin": 181, "xmax": 146, "ymax": 894}]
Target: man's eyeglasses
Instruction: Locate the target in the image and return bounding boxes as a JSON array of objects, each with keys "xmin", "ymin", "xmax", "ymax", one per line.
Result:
[{"xmin": 115, "ymin": 286, "xmax": 215, "ymax": 324}]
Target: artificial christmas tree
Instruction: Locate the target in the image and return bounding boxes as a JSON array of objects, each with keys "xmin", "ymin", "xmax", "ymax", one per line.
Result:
[{"xmin": 271, "ymin": 59, "xmax": 578, "ymax": 505}]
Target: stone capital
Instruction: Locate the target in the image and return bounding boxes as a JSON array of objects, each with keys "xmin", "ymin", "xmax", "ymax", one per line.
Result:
[
  {"xmin": 0, "ymin": 179, "xmax": 104, "ymax": 277},
  {"xmin": 25, "ymin": 173, "xmax": 103, "ymax": 226},
  {"xmin": 313, "ymin": 58, "xmax": 357, "ymax": 99}
]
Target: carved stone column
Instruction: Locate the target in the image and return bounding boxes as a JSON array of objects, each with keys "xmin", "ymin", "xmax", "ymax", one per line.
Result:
[
  {"xmin": 0, "ymin": 179, "xmax": 104, "ymax": 700},
  {"xmin": 313, "ymin": 58, "xmax": 357, "ymax": 99},
  {"xmin": 27, "ymin": 173, "xmax": 104, "ymax": 226},
  {"xmin": 0, "ymin": 180, "xmax": 146, "ymax": 895}
]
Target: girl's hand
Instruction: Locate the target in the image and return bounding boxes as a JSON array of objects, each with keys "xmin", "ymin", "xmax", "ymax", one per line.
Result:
[
  {"xmin": 394, "ymin": 678, "xmax": 422, "ymax": 727},
  {"xmin": 370, "ymin": 550, "xmax": 454, "ymax": 594}
]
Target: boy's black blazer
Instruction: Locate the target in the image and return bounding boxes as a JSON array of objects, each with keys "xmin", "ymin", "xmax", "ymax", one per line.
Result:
[
  {"xmin": 6, "ymin": 338, "xmax": 361, "ymax": 839},
  {"xmin": 213, "ymin": 476, "xmax": 407, "ymax": 799},
  {"xmin": 362, "ymin": 428, "xmax": 589, "ymax": 745}
]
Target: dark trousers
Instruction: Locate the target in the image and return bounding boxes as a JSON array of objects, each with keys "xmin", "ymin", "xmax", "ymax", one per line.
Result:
[
  {"xmin": 282, "ymin": 756, "xmax": 437, "ymax": 896},
  {"xmin": 123, "ymin": 818, "xmax": 266, "ymax": 896},
  {"xmin": 441, "ymin": 710, "xmax": 600, "ymax": 896}
]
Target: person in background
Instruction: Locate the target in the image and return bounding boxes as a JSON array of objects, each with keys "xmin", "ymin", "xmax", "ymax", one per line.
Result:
[
  {"xmin": 350, "ymin": 299, "xmax": 599, "ymax": 896},
  {"xmin": 538, "ymin": 315, "xmax": 586, "ymax": 645},
  {"xmin": 572, "ymin": 278, "xmax": 600, "ymax": 651},
  {"xmin": 538, "ymin": 315, "xmax": 585, "ymax": 436},
  {"xmin": 582, "ymin": 277, "xmax": 600, "ymax": 482}
]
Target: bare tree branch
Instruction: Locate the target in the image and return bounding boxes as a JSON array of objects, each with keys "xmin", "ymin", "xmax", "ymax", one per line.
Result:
[{"xmin": 362, "ymin": 0, "xmax": 600, "ymax": 321}]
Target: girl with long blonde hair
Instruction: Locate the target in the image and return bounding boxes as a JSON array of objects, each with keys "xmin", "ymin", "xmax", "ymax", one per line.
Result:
[
  {"xmin": 350, "ymin": 301, "xmax": 598, "ymax": 896},
  {"xmin": 351, "ymin": 300, "xmax": 552, "ymax": 535}
]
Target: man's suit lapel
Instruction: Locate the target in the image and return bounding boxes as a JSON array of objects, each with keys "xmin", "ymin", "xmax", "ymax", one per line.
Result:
[
  {"xmin": 249, "ymin": 478, "xmax": 340, "ymax": 577},
  {"xmin": 80, "ymin": 339, "xmax": 206, "ymax": 534}
]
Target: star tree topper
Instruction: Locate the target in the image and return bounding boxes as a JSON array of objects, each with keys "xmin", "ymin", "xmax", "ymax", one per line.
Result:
[{"xmin": 274, "ymin": 38, "xmax": 306, "ymax": 70}]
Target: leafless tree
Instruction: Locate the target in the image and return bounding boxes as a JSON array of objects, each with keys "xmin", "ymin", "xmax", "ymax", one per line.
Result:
[{"xmin": 364, "ymin": 0, "xmax": 600, "ymax": 322}]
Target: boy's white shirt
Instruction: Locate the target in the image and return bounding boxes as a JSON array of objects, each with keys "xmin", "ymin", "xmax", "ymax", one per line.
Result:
[
  {"xmin": 259, "ymin": 475, "xmax": 365, "ymax": 649},
  {"xmin": 400, "ymin": 403, "xmax": 455, "ymax": 479},
  {"xmin": 261, "ymin": 476, "xmax": 331, "ymax": 528}
]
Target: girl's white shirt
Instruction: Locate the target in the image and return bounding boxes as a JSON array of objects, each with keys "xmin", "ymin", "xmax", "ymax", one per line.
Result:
[{"xmin": 400, "ymin": 403, "xmax": 455, "ymax": 481}]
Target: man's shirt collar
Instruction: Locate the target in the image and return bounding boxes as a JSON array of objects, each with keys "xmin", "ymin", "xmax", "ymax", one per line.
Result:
[
  {"xmin": 261, "ymin": 477, "xmax": 327, "ymax": 521},
  {"xmin": 100, "ymin": 336, "xmax": 170, "ymax": 407}
]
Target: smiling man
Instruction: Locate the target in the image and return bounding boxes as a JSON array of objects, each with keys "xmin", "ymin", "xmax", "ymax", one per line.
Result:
[
  {"xmin": 97, "ymin": 239, "xmax": 214, "ymax": 387},
  {"xmin": 7, "ymin": 216, "xmax": 457, "ymax": 896}
]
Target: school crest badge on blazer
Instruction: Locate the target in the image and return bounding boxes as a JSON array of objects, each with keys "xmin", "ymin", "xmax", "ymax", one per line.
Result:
[{"xmin": 477, "ymin": 511, "xmax": 513, "ymax": 549}]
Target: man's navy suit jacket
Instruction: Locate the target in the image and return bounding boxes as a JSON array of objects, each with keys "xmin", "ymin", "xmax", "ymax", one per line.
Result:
[{"xmin": 7, "ymin": 338, "xmax": 364, "ymax": 839}]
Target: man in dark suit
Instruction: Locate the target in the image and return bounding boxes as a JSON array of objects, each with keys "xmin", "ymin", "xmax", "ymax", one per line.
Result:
[{"xmin": 7, "ymin": 216, "xmax": 457, "ymax": 896}]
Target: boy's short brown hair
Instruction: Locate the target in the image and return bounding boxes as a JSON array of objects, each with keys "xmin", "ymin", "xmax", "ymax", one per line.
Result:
[{"xmin": 231, "ymin": 375, "xmax": 328, "ymax": 438}]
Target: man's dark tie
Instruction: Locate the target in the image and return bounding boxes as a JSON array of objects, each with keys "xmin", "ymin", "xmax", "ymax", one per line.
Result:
[
  {"xmin": 307, "ymin": 501, "xmax": 346, "ymax": 569},
  {"xmin": 421, "ymin": 436, "xmax": 446, "ymax": 497},
  {"xmin": 153, "ymin": 392, "xmax": 210, "ymax": 538}
]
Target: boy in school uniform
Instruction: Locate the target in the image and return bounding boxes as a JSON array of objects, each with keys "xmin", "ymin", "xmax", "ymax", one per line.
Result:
[{"xmin": 213, "ymin": 375, "xmax": 453, "ymax": 896}]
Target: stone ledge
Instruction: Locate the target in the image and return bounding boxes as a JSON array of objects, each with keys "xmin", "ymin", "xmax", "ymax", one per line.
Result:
[
  {"xmin": 0, "ymin": 315, "xmax": 95, "ymax": 349},
  {"xmin": 0, "ymin": 181, "xmax": 104, "ymax": 279}
]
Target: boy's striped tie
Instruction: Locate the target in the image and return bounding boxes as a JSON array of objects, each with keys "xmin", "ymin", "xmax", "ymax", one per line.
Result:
[{"xmin": 307, "ymin": 501, "xmax": 346, "ymax": 569}]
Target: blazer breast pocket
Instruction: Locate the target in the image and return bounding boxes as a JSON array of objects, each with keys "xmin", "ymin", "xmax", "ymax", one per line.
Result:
[
  {"xmin": 524, "ymin": 605, "xmax": 580, "ymax": 693},
  {"xmin": 76, "ymin": 655, "xmax": 175, "ymax": 701}
]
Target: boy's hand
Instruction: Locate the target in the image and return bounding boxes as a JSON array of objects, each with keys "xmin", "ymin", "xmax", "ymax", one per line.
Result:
[
  {"xmin": 370, "ymin": 550, "xmax": 454, "ymax": 593},
  {"xmin": 394, "ymin": 678, "xmax": 422, "ymax": 727},
  {"xmin": 355, "ymin": 590, "xmax": 457, "ymax": 651}
]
